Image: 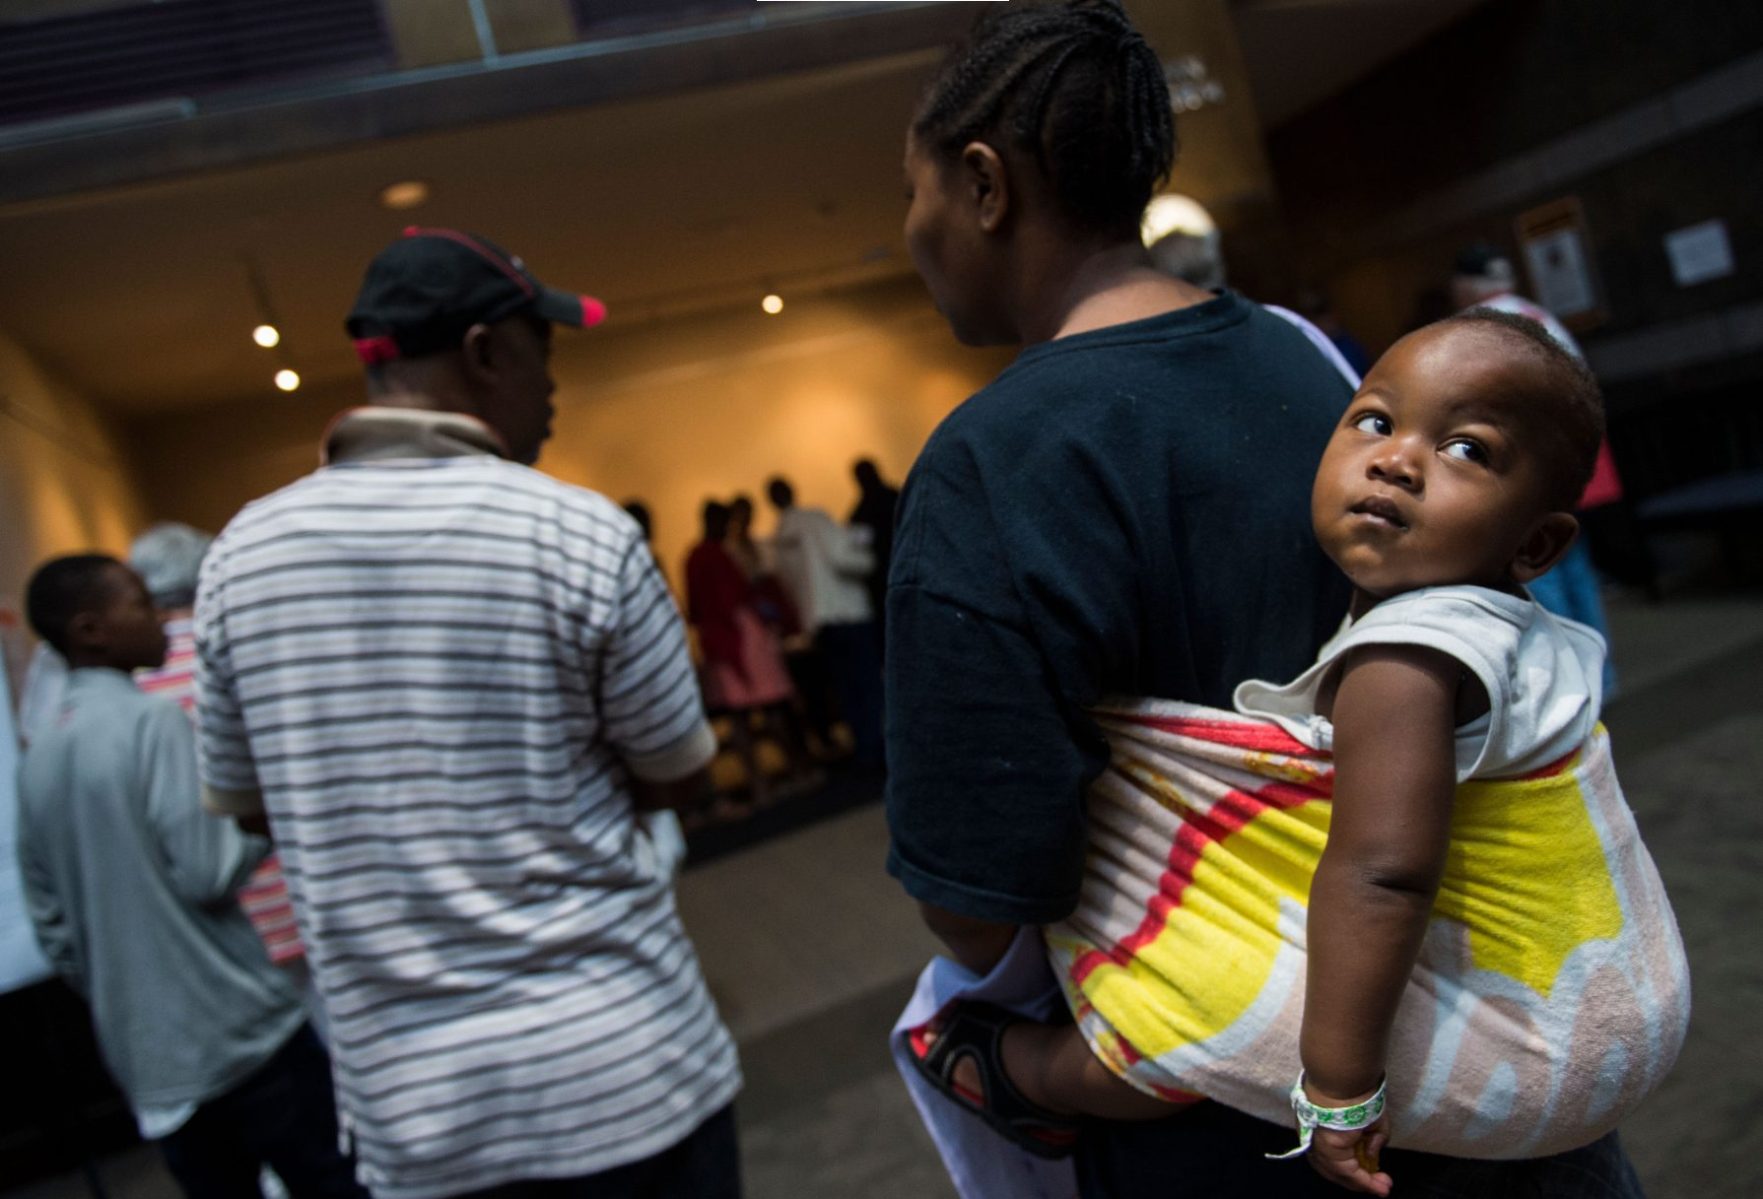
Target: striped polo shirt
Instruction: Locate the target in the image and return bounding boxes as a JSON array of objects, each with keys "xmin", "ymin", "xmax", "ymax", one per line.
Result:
[{"xmin": 195, "ymin": 409, "xmax": 737, "ymax": 1199}]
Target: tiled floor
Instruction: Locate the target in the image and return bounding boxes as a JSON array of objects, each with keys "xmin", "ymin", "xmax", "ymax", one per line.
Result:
[
  {"xmin": 9, "ymin": 590, "xmax": 1761, "ymax": 1199},
  {"xmin": 675, "ymin": 801, "xmax": 943, "ymax": 1046}
]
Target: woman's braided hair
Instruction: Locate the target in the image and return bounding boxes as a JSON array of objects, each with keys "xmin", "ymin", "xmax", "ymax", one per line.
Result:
[{"xmin": 912, "ymin": 0, "xmax": 1175, "ymax": 237}]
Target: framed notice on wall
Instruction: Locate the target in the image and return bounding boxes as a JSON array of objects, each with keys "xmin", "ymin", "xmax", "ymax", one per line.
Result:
[{"xmin": 1514, "ymin": 197, "xmax": 1605, "ymax": 333}]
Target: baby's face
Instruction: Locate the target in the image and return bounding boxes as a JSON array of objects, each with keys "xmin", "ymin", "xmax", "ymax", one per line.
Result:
[{"xmin": 1311, "ymin": 323, "xmax": 1561, "ymax": 602}]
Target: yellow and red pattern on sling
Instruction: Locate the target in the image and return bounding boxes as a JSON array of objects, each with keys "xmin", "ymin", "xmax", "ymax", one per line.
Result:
[{"xmin": 1045, "ymin": 700, "xmax": 1689, "ymax": 1159}]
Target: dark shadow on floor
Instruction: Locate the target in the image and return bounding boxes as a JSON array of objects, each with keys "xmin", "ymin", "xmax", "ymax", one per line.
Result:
[{"xmin": 685, "ymin": 764, "xmax": 886, "ymax": 869}]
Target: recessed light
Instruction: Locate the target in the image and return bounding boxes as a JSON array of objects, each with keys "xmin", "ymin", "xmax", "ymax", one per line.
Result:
[
  {"xmin": 378, "ymin": 180, "xmax": 431, "ymax": 210},
  {"xmin": 252, "ymin": 324, "xmax": 280, "ymax": 348},
  {"xmin": 761, "ymin": 293, "xmax": 784, "ymax": 315},
  {"xmin": 1140, "ymin": 193, "xmax": 1217, "ymax": 246},
  {"xmin": 274, "ymin": 369, "xmax": 301, "ymax": 392}
]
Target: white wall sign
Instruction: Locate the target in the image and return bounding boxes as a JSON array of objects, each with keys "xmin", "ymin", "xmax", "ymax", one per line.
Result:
[
  {"xmin": 1522, "ymin": 227, "xmax": 1598, "ymax": 319},
  {"xmin": 1515, "ymin": 197, "xmax": 1605, "ymax": 332},
  {"xmin": 1664, "ymin": 219, "xmax": 1735, "ymax": 287}
]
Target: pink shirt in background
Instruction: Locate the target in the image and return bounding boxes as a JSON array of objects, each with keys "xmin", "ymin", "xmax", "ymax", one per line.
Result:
[{"xmin": 137, "ymin": 616, "xmax": 304, "ymax": 965}]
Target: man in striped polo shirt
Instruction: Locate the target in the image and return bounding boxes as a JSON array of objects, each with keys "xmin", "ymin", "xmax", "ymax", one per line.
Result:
[{"xmin": 195, "ymin": 229, "xmax": 741, "ymax": 1198}]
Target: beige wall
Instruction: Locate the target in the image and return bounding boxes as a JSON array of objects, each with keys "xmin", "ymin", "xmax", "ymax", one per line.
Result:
[
  {"xmin": 124, "ymin": 377, "xmax": 348, "ymax": 542},
  {"xmin": 126, "ymin": 279, "xmax": 1013, "ymax": 581},
  {"xmin": 541, "ymin": 281, "xmax": 1013, "ymax": 578},
  {"xmin": 0, "ymin": 330, "xmax": 146, "ymax": 656}
]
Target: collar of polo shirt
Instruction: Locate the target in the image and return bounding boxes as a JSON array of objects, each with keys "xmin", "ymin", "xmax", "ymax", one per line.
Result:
[{"xmin": 321, "ymin": 407, "xmax": 512, "ymax": 466}]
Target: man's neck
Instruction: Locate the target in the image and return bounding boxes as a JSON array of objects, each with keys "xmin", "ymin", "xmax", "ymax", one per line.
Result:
[
  {"xmin": 366, "ymin": 387, "xmax": 469, "ymax": 417},
  {"xmin": 324, "ymin": 405, "xmax": 509, "ymax": 464}
]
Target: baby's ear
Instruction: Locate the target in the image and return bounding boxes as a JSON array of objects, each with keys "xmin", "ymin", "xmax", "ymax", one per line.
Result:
[{"xmin": 1509, "ymin": 512, "xmax": 1579, "ymax": 584}]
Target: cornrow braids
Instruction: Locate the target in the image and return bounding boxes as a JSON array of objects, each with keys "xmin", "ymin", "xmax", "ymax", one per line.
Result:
[{"xmin": 913, "ymin": 0, "xmax": 1176, "ymax": 237}]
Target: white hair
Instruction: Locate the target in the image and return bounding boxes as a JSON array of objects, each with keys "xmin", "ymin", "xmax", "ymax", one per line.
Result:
[
  {"xmin": 129, "ymin": 522, "xmax": 214, "ymax": 609},
  {"xmin": 1148, "ymin": 229, "xmax": 1227, "ymax": 292}
]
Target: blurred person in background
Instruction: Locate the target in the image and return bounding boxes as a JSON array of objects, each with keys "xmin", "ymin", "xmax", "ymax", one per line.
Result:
[
  {"xmin": 1295, "ymin": 288, "xmax": 1372, "ymax": 378},
  {"xmin": 848, "ymin": 459, "xmax": 900, "ymax": 653},
  {"xmin": 16, "ymin": 626, "xmax": 67, "ymax": 748},
  {"xmin": 724, "ymin": 494, "xmax": 764, "ymax": 580},
  {"xmin": 18, "ymin": 555, "xmax": 362, "ymax": 1199},
  {"xmin": 686, "ymin": 500, "xmax": 818, "ymax": 810},
  {"xmin": 739, "ymin": 488, "xmax": 837, "ymax": 758},
  {"xmin": 621, "ymin": 498, "xmax": 690, "ymax": 871},
  {"xmin": 622, "ymin": 498, "xmax": 665, "ymax": 586},
  {"xmin": 622, "ymin": 498, "xmax": 654, "ymax": 544},
  {"xmin": 768, "ymin": 475, "xmax": 883, "ymax": 771},
  {"xmin": 133, "ymin": 523, "xmax": 310, "ymax": 988},
  {"xmin": 729, "ymin": 492, "xmax": 827, "ymax": 766},
  {"xmin": 1148, "ymin": 229, "xmax": 1360, "ymax": 387}
]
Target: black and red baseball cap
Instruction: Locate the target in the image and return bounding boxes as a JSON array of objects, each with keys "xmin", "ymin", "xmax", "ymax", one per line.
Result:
[{"xmin": 345, "ymin": 227, "xmax": 607, "ymax": 365}]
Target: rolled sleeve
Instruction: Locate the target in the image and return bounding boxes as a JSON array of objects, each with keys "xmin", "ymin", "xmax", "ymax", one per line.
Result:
[{"xmin": 624, "ymin": 721, "xmax": 717, "ymax": 784}]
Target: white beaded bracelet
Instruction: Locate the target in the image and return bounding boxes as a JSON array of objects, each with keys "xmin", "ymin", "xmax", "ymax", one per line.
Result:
[{"xmin": 1266, "ymin": 1072, "xmax": 1387, "ymax": 1160}]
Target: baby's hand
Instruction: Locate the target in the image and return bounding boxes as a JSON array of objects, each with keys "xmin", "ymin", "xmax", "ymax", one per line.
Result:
[
  {"xmin": 1308, "ymin": 1120, "xmax": 1392, "ymax": 1195},
  {"xmin": 1299, "ymin": 1077, "xmax": 1392, "ymax": 1195}
]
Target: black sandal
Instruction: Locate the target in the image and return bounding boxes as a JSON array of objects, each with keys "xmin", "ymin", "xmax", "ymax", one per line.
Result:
[{"xmin": 906, "ymin": 1000, "xmax": 1079, "ymax": 1159}]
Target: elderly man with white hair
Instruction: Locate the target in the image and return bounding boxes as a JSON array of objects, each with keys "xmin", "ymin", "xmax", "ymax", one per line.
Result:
[{"xmin": 130, "ymin": 524, "xmax": 309, "ymax": 970}]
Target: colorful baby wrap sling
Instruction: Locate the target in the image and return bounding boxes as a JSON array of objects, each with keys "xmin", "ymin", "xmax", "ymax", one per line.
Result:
[{"xmin": 1044, "ymin": 699, "xmax": 1690, "ymax": 1159}]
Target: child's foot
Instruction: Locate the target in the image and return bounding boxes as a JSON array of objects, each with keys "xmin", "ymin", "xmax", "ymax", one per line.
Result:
[{"xmin": 906, "ymin": 1001, "xmax": 1079, "ymax": 1159}]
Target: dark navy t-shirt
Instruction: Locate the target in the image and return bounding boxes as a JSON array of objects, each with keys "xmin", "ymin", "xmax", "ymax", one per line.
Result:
[{"xmin": 884, "ymin": 292, "xmax": 1353, "ymax": 926}]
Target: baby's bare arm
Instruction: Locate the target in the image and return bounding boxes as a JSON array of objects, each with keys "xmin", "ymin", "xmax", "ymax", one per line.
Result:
[{"xmin": 1302, "ymin": 644, "xmax": 1459, "ymax": 1102}]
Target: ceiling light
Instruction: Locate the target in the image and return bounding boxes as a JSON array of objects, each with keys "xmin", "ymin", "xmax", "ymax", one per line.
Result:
[
  {"xmin": 274, "ymin": 369, "xmax": 301, "ymax": 392},
  {"xmin": 1140, "ymin": 194, "xmax": 1217, "ymax": 246},
  {"xmin": 378, "ymin": 180, "xmax": 432, "ymax": 210},
  {"xmin": 761, "ymin": 293, "xmax": 784, "ymax": 315},
  {"xmin": 252, "ymin": 323, "xmax": 280, "ymax": 348}
]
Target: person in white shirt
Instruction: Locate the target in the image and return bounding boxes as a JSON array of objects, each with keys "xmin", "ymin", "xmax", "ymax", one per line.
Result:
[{"xmin": 766, "ymin": 475, "xmax": 884, "ymax": 769}]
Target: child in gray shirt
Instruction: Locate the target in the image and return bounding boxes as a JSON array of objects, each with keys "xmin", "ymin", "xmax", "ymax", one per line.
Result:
[{"xmin": 18, "ymin": 554, "xmax": 363, "ymax": 1198}]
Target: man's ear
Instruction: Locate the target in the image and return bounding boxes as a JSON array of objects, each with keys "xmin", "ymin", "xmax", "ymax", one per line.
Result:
[
  {"xmin": 1509, "ymin": 511, "xmax": 1579, "ymax": 584},
  {"xmin": 460, "ymin": 322, "xmax": 496, "ymax": 385},
  {"xmin": 64, "ymin": 609, "xmax": 104, "ymax": 655},
  {"xmin": 960, "ymin": 141, "xmax": 1011, "ymax": 234}
]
